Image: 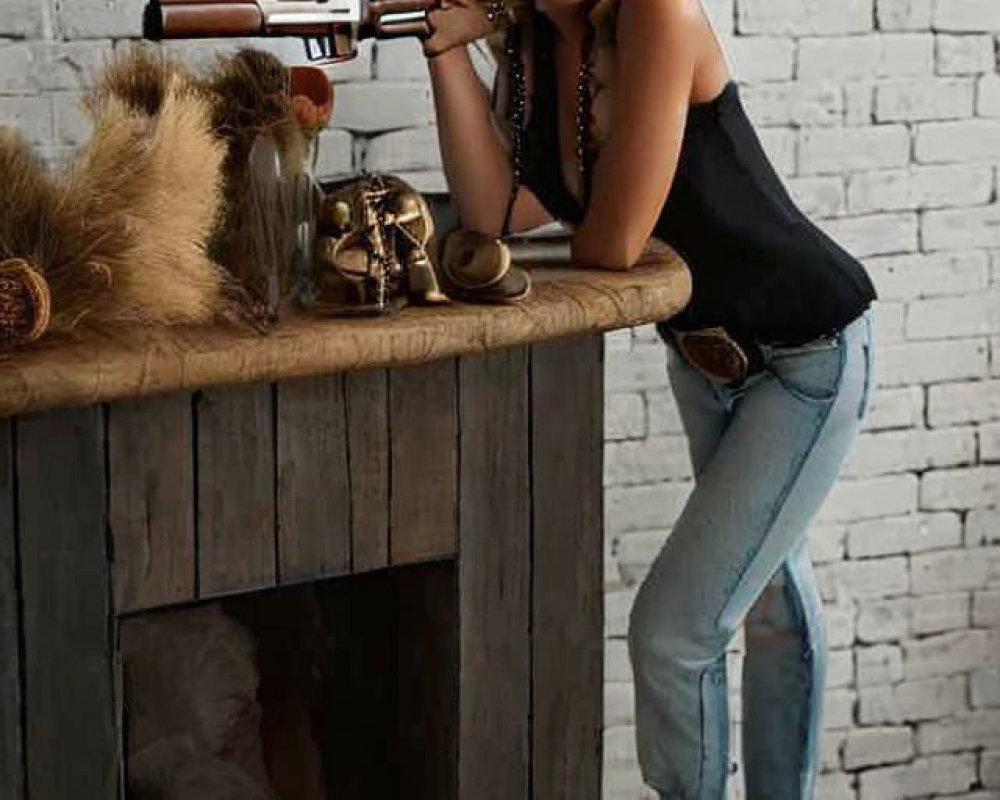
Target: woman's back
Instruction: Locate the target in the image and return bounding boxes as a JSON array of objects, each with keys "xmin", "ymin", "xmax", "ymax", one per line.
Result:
[{"xmin": 516, "ymin": 2, "xmax": 878, "ymax": 345}]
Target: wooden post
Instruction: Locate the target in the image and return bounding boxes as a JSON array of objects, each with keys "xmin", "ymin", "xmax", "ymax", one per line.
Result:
[
  {"xmin": 17, "ymin": 407, "xmax": 117, "ymax": 800},
  {"xmin": 531, "ymin": 335, "xmax": 605, "ymax": 800},
  {"xmin": 457, "ymin": 347, "xmax": 532, "ymax": 799},
  {"xmin": 0, "ymin": 419, "xmax": 23, "ymax": 800}
]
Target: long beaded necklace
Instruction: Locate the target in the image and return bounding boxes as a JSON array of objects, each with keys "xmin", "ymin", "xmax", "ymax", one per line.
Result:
[
  {"xmin": 575, "ymin": 11, "xmax": 597, "ymax": 207},
  {"xmin": 498, "ymin": 3, "xmax": 596, "ymax": 236}
]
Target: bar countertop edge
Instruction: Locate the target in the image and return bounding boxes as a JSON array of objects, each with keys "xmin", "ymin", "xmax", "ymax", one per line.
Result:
[{"xmin": 0, "ymin": 254, "xmax": 691, "ymax": 417}]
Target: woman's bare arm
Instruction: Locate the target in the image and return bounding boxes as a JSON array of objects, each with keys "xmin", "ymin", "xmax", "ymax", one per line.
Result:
[
  {"xmin": 570, "ymin": 0, "xmax": 700, "ymax": 269},
  {"xmin": 426, "ymin": 12, "xmax": 553, "ymax": 235}
]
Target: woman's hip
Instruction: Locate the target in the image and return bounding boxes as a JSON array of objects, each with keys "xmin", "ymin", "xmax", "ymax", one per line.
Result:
[{"xmin": 666, "ymin": 303, "xmax": 876, "ymax": 424}]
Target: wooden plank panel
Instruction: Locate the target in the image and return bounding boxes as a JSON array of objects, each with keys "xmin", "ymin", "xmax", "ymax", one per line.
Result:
[
  {"xmin": 108, "ymin": 394, "xmax": 195, "ymax": 613},
  {"xmin": 530, "ymin": 334, "xmax": 604, "ymax": 800},
  {"xmin": 276, "ymin": 374, "xmax": 350, "ymax": 583},
  {"xmin": 344, "ymin": 369, "xmax": 389, "ymax": 572},
  {"xmin": 196, "ymin": 383, "xmax": 276, "ymax": 597},
  {"xmin": 17, "ymin": 406, "xmax": 117, "ymax": 800},
  {"xmin": 397, "ymin": 560, "xmax": 458, "ymax": 799},
  {"xmin": 389, "ymin": 359, "xmax": 458, "ymax": 564},
  {"xmin": 0, "ymin": 419, "xmax": 23, "ymax": 800},
  {"xmin": 457, "ymin": 348, "xmax": 531, "ymax": 800}
]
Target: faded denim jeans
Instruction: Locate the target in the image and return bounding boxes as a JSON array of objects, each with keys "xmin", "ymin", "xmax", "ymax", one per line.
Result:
[{"xmin": 628, "ymin": 305, "xmax": 875, "ymax": 800}]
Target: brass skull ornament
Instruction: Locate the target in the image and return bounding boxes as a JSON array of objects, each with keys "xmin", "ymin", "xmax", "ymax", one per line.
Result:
[{"xmin": 307, "ymin": 174, "xmax": 448, "ymax": 315}]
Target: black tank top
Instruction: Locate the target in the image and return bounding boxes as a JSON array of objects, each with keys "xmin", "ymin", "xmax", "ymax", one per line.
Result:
[{"xmin": 519, "ymin": 11, "xmax": 878, "ymax": 345}]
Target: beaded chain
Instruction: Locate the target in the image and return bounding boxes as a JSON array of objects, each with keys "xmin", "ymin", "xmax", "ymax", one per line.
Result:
[
  {"xmin": 485, "ymin": 0, "xmax": 506, "ymax": 22},
  {"xmin": 576, "ymin": 14, "xmax": 597, "ymax": 206},
  {"xmin": 500, "ymin": 20, "xmax": 527, "ymax": 237},
  {"xmin": 499, "ymin": 2, "xmax": 597, "ymax": 237}
]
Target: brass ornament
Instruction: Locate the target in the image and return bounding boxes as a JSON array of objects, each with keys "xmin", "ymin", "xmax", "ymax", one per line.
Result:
[
  {"xmin": 306, "ymin": 174, "xmax": 448, "ymax": 315},
  {"xmin": 0, "ymin": 258, "xmax": 51, "ymax": 350},
  {"xmin": 437, "ymin": 229, "xmax": 531, "ymax": 304},
  {"xmin": 303, "ymin": 174, "xmax": 533, "ymax": 315}
]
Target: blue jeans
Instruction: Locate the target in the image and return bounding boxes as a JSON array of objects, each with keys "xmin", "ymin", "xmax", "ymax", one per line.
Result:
[{"xmin": 627, "ymin": 305, "xmax": 875, "ymax": 800}]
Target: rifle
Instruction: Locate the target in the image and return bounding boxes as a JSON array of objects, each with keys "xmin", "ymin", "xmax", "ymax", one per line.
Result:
[{"xmin": 142, "ymin": 0, "xmax": 440, "ymax": 65}]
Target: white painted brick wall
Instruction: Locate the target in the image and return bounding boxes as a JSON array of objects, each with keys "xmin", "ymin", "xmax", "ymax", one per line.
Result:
[{"xmin": 2, "ymin": 2, "xmax": 998, "ymax": 799}]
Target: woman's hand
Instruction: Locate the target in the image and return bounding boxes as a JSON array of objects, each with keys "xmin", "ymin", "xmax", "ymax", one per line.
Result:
[{"xmin": 423, "ymin": 1, "xmax": 496, "ymax": 57}]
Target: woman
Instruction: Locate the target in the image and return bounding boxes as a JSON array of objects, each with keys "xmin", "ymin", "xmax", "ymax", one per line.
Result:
[{"xmin": 422, "ymin": 2, "xmax": 877, "ymax": 798}]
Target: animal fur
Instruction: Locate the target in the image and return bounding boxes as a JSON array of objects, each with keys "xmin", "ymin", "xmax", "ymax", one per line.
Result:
[
  {"xmin": 83, "ymin": 44, "xmax": 199, "ymax": 119},
  {"xmin": 0, "ymin": 127, "xmax": 59, "ymax": 272},
  {"xmin": 0, "ymin": 46, "xmax": 314, "ymax": 342},
  {"xmin": 0, "ymin": 48, "xmax": 251, "ymax": 339},
  {"xmin": 65, "ymin": 78, "xmax": 240, "ymax": 329}
]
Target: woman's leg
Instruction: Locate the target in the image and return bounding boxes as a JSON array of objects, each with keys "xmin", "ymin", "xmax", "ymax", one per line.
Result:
[
  {"xmin": 741, "ymin": 307, "xmax": 875, "ymax": 800},
  {"xmin": 741, "ymin": 535, "xmax": 827, "ymax": 800},
  {"xmin": 629, "ymin": 307, "xmax": 874, "ymax": 800}
]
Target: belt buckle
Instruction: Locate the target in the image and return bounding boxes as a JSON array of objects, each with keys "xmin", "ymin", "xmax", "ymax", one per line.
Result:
[{"xmin": 670, "ymin": 325, "xmax": 749, "ymax": 386}]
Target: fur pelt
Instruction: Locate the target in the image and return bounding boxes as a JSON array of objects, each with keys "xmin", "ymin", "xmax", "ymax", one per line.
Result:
[
  {"xmin": 0, "ymin": 48, "xmax": 255, "ymax": 341},
  {"xmin": 0, "ymin": 128, "xmax": 59, "ymax": 272},
  {"xmin": 66, "ymin": 78, "xmax": 239, "ymax": 328},
  {"xmin": 0, "ymin": 45, "xmax": 318, "ymax": 343},
  {"xmin": 83, "ymin": 44, "xmax": 200, "ymax": 118}
]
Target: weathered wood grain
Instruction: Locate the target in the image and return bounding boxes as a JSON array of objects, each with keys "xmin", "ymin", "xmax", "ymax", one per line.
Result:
[
  {"xmin": 389, "ymin": 359, "xmax": 458, "ymax": 564},
  {"xmin": 196, "ymin": 384, "xmax": 276, "ymax": 597},
  {"xmin": 276, "ymin": 374, "xmax": 351, "ymax": 583},
  {"xmin": 530, "ymin": 335, "xmax": 605, "ymax": 800},
  {"xmin": 457, "ymin": 348, "xmax": 531, "ymax": 800},
  {"xmin": 0, "ymin": 419, "xmax": 23, "ymax": 800},
  {"xmin": 0, "ymin": 256, "xmax": 691, "ymax": 417},
  {"xmin": 108, "ymin": 394, "xmax": 195, "ymax": 613},
  {"xmin": 17, "ymin": 406, "xmax": 117, "ymax": 800},
  {"xmin": 345, "ymin": 369, "xmax": 390, "ymax": 572}
]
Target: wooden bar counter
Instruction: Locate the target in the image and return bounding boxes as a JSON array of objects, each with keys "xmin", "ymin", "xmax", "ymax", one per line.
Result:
[{"xmin": 0, "ymin": 254, "xmax": 690, "ymax": 800}]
